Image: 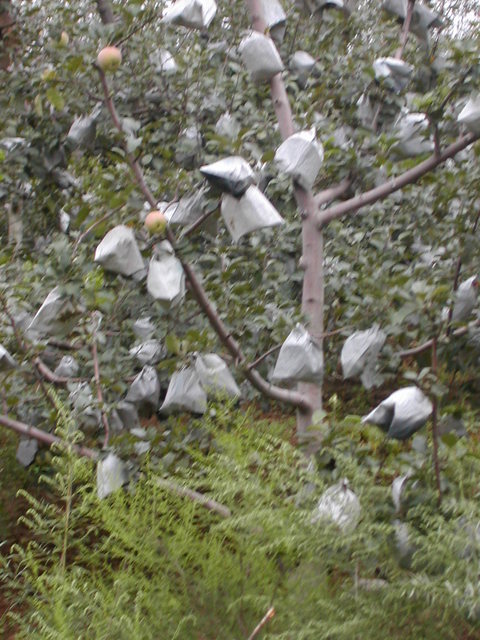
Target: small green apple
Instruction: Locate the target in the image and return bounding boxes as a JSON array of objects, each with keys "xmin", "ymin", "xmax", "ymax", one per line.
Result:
[
  {"xmin": 59, "ymin": 31, "xmax": 69, "ymax": 47},
  {"xmin": 145, "ymin": 210, "xmax": 167, "ymax": 235},
  {"xmin": 97, "ymin": 46, "xmax": 122, "ymax": 73}
]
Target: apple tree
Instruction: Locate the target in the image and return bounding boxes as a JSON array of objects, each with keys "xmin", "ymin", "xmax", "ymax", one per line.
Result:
[{"xmin": 0, "ymin": 0, "xmax": 479, "ymax": 477}]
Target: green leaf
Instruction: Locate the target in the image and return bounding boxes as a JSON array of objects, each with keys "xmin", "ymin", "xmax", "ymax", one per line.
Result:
[{"xmin": 45, "ymin": 87, "xmax": 65, "ymax": 111}]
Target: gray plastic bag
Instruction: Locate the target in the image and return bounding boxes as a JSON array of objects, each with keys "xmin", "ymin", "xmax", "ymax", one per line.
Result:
[
  {"xmin": 0, "ymin": 344, "xmax": 17, "ymax": 371},
  {"xmin": 383, "ymin": 0, "xmax": 442, "ymax": 41},
  {"xmin": 115, "ymin": 400, "xmax": 140, "ymax": 431},
  {"xmin": 133, "ymin": 317, "xmax": 155, "ymax": 339},
  {"xmin": 147, "ymin": 241, "xmax": 185, "ymax": 308},
  {"xmin": 129, "ymin": 339, "xmax": 165, "ymax": 366},
  {"xmin": 200, "ymin": 156, "xmax": 255, "ymax": 197},
  {"xmin": 271, "ymin": 323, "xmax": 323, "ymax": 385},
  {"xmin": 16, "ymin": 438, "xmax": 38, "ymax": 467},
  {"xmin": 54, "ymin": 355, "xmax": 79, "ymax": 378},
  {"xmin": 160, "ymin": 367, "xmax": 207, "ymax": 414},
  {"xmin": 97, "ymin": 452, "xmax": 127, "ymax": 499},
  {"xmin": 311, "ymin": 479, "xmax": 361, "ymax": 533},
  {"xmin": 221, "ymin": 185, "xmax": 284, "ymax": 243},
  {"xmin": 274, "ymin": 129, "xmax": 324, "ymax": 190},
  {"xmin": 260, "ymin": 0, "xmax": 287, "ymax": 43},
  {"xmin": 452, "ymin": 275, "xmax": 478, "ymax": 322},
  {"xmin": 66, "ymin": 115, "xmax": 96, "ymax": 150},
  {"xmin": 458, "ymin": 96, "xmax": 480, "ymax": 135},
  {"xmin": 27, "ymin": 286, "xmax": 69, "ymax": 337},
  {"xmin": 239, "ymin": 32, "xmax": 284, "ymax": 83},
  {"xmin": 94, "ymin": 225, "xmax": 145, "ymax": 277},
  {"xmin": 391, "ymin": 111, "xmax": 434, "ymax": 157},
  {"xmin": 362, "ymin": 386, "xmax": 433, "ymax": 440},
  {"xmin": 373, "ymin": 57, "xmax": 413, "ymax": 92},
  {"xmin": 356, "ymin": 93, "xmax": 374, "ymax": 129},
  {"xmin": 195, "ymin": 353, "xmax": 241, "ymax": 399},
  {"xmin": 341, "ymin": 325, "xmax": 386, "ymax": 389},
  {"xmin": 163, "ymin": 190, "xmax": 205, "ymax": 226},
  {"xmin": 68, "ymin": 382, "xmax": 101, "ymax": 430},
  {"xmin": 161, "ymin": 0, "xmax": 217, "ymax": 29},
  {"xmin": 126, "ymin": 365, "xmax": 160, "ymax": 412}
]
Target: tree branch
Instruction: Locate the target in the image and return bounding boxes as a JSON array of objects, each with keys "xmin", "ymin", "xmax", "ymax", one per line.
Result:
[
  {"xmin": 396, "ymin": 0, "xmax": 415, "ymax": 59},
  {"xmin": 96, "ymin": 65, "xmax": 312, "ymax": 414},
  {"xmin": 155, "ymin": 478, "xmax": 231, "ymax": 518},
  {"xmin": 34, "ymin": 357, "xmax": 84, "ymax": 385},
  {"xmin": 317, "ymin": 132, "xmax": 479, "ymax": 227},
  {"xmin": 315, "ymin": 177, "xmax": 352, "ymax": 209},
  {"xmin": 247, "ymin": 606, "xmax": 276, "ymax": 640},
  {"xmin": 0, "ymin": 414, "xmax": 99, "ymax": 460}
]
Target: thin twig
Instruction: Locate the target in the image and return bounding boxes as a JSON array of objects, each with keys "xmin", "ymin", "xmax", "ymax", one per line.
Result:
[
  {"xmin": 430, "ymin": 337, "xmax": 442, "ymax": 505},
  {"xmin": 247, "ymin": 606, "xmax": 275, "ymax": 640},
  {"xmin": 0, "ymin": 294, "xmax": 25, "ymax": 352},
  {"xmin": 181, "ymin": 206, "xmax": 219, "ymax": 239},
  {"xmin": 91, "ymin": 331, "xmax": 110, "ymax": 449},
  {"xmin": 155, "ymin": 478, "xmax": 231, "ymax": 518},
  {"xmin": 398, "ymin": 318, "xmax": 480, "ymax": 358}
]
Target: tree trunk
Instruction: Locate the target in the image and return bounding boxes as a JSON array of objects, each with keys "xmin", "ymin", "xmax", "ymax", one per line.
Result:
[{"xmin": 0, "ymin": 0, "xmax": 18, "ymax": 69}]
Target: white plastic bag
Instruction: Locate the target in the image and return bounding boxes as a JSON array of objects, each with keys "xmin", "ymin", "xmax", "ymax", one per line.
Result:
[
  {"xmin": 195, "ymin": 353, "xmax": 241, "ymax": 399},
  {"xmin": 94, "ymin": 225, "xmax": 145, "ymax": 277},
  {"xmin": 66, "ymin": 115, "xmax": 96, "ymax": 150},
  {"xmin": 312, "ymin": 479, "xmax": 361, "ymax": 533},
  {"xmin": 239, "ymin": 32, "xmax": 284, "ymax": 83},
  {"xmin": 160, "ymin": 367, "xmax": 207, "ymax": 414},
  {"xmin": 274, "ymin": 129, "xmax": 324, "ymax": 190},
  {"xmin": 290, "ymin": 51, "xmax": 316, "ymax": 83},
  {"xmin": 391, "ymin": 111, "xmax": 434, "ymax": 157},
  {"xmin": 150, "ymin": 49, "xmax": 178, "ymax": 75},
  {"xmin": 115, "ymin": 400, "xmax": 140, "ymax": 431},
  {"xmin": 133, "ymin": 317, "xmax": 155, "ymax": 339},
  {"xmin": 458, "ymin": 96, "xmax": 480, "ymax": 135},
  {"xmin": 215, "ymin": 113, "xmax": 241, "ymax": 140},
  {"xmin": 0, "ymin": 344, "xmax": 17, "ymax": 370},
  {"xmin": 97, "ymin": 453, "xmax": 127, "ymax": 499},
  {"xmin": 126, "ymin": 365, "xmax": 160, "ymax": 411},
  {"xmin": 452, "ymin": 275, "xmax": 478, "ymax": 322},
  {"xmin": 271, "ymin": 323, "xmax": 323, "ymax": 385},
  {"xmin": 129, "ymin": 340, "xmax": 165, "ymax": 366},
  {"xmin": 200, "ymin": 156, "xmax": 255, "ymax": 197},
  {"xmin": 383, "ymin": 0, "xmax": 442, "ymax": 40},
  {"xmin": 221, "ymin": 185, "xmax": 284, "ymax": 242},
  {"xmin": 356, "ymin": 93, "xmax": 374, "ymax": 129},
  {"xmin": 27, "ymin": 287, "xmax": 68, "ymax": 337},
  {"xmin": 163, "ymin": 190, "xmax": 205, "ymax": 226},
  {"xmin": 147, "ymin": 241, "xmax": 185, "ymax": 307},
  {"xmin": 373, "ymin": 57, "xmax": 413, "ymax": 92},
  {"xmin": 362, "ymin": 386, "xmax": 433, "ymax": 440},
  {"xmin": 161, "ymin": 0, "xmax": 217, "ymax": 29},
  {"xmin": 341, "ymin": 325, "xmax": 386, "ymax": 389},
  {"xmin": 260, "ymin": 0, "xmax": 287, "ymax": 43},
  {"xmin": 16, "ymin": 439, "xmax": 38, "ymax": 467},
  {"xmin": 54, "ymin": 355, "xmax": 79, "ymax": 378}
]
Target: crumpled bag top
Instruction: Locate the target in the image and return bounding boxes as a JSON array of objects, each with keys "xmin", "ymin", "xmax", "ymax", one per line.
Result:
[
  {"xmin": 200, "ymin": 156, "xmax": 255, "ymax": 197},
  {"xmin": 160, "ymin": 367, "xmax": 207, "ymax": 414},
  {"xmin": 239, "ymin": 32, "xmax": 284, "ymax": 83},
  {"xmin": 161, "ymin": 0, "xmax": 217, "ymax": 29},
  {"xmin": 274, "ymin": 129, "xmax": 324, "ymax": 190},
  {"xmin": 195, "ymin": 353, "xmax": 241, "ymax": 399},
  {"xmin": 97, "ymin": 453, "xmax": 127, "ymax": 499}
]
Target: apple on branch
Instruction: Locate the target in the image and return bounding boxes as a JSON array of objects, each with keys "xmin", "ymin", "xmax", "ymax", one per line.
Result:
[
  {"xmin": 97, "ymin": 46, "xmax": 122, "ymax": 73},
  {"xmin": 144, "ymin": 210, "xmax": 167, "ymax": 235}
]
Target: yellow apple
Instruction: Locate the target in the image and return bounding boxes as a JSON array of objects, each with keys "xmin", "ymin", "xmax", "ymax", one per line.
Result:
[
  {"xmin": 145, "ymin": 210, "xmax": 167, "ymax": 235},
  {"xmin": 97, "ymin": 46, "xmax": 122, "ymax": 73}
]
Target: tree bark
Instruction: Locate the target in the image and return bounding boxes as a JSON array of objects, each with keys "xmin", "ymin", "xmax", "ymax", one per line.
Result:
[{"xmin": 0, "ymin": 0, "xmax": 18, "ymax": 69}]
